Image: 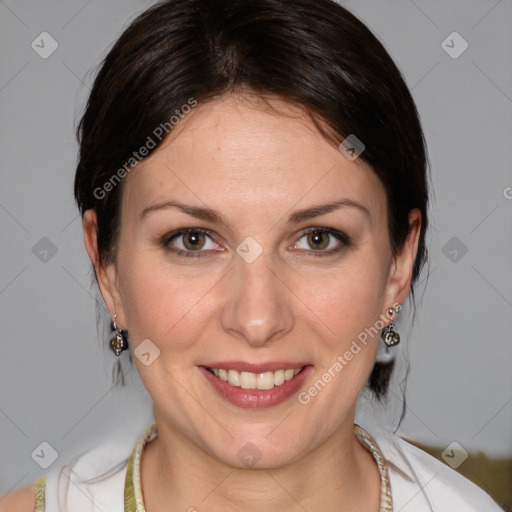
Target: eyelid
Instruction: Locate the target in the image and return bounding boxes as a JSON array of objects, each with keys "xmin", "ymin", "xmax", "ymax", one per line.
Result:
[
  {"xmin": 297, "ymin": 226, "xmax": 351, "ymax": 245},
  {"xmin": 161, "ymin": 228, "xmax": 223, "ymax": 256},
  {"xmin": 291, "ymin": 226, "xmax": 352, "ymax": 255}
]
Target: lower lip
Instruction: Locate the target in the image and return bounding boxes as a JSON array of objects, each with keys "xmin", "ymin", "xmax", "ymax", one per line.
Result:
[{"xmin": 199, "ymin": 366, "xmax": 313, "ymax": 408}]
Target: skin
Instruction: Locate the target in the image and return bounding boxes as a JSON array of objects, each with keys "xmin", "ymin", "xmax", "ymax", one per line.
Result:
[
  {"xmin": 0, "ymin": 488, "xmax": 35, "ymax": 512},
  {"xmin": 79, "ymin": 94, "xmax": 421, "ymax": 512}
]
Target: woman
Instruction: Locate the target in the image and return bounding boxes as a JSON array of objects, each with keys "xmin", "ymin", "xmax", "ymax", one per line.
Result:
[{"xmin": 6, "ymin": 0, "xmax": 505, "ymax": 510}]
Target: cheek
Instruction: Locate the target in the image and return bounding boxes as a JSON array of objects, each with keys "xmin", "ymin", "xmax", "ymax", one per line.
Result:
[
  {"xmin": 117, "ymin": 252, "xmax": 223, "ymax": 357},
  {"xmin": 294, "ymin": 254, "xmax": 388, "ymax": 345},
  {"xmin": 291, "ymin": 258, "xmax": 388, "ymax": 418}
]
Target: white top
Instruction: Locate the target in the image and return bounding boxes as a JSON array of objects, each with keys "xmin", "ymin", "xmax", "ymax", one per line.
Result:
[{"xmin": 33, "ymin": 422, "xmax": 505, "ymax": 512}]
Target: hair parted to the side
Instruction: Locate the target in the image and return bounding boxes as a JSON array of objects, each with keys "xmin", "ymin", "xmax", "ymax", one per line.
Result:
[{"xmin": 74, "ymin": 0, "xmax": 429, "ymax": 408}]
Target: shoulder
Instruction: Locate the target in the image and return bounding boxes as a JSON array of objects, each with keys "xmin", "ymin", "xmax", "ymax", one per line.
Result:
[
  {"xmin": 368, "ymin": 427, "xmax": 506, "ymax": 512},
  {"xmin": 29, "ymin": 433, "xmax": 137, "ymax": 512},
  {"xmin": 0, "ymin": 485, "xmax": 35, "ymax": 512}
]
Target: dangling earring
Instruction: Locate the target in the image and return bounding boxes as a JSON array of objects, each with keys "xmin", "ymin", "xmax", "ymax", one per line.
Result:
[
  {"xmin": 109, "ymin": 314, "xmax": 129, "ymax": 356},
  {"xmin": 381, "ymin": 304, "xmax": 402, "ymax": 347}
]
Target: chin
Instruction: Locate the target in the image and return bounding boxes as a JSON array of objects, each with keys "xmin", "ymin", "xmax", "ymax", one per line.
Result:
[{"xmin": 203, "ymin": 428, "xmax": 309, "ymax": 470}]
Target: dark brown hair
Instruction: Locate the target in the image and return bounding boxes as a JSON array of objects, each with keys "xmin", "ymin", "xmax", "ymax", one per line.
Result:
[{"xmin": 74, "ymin": 0, "xmax": 429, "ymax": 404}]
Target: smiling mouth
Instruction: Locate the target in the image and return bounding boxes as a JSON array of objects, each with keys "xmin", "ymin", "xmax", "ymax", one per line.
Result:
[{"xmin": 206, "ymin": 367, "xmax": 305, "ymax": 390}]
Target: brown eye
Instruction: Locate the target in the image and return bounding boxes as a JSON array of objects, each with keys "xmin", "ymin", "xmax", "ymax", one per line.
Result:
[
  {"xmin": 182, "ymin": 231, "xmax": 206, "ymax": 250},
  {"xmin": 307, "ymin": 230, "xmax": 329, "ymax": 250},
  {"xmin": 291, "ymin": 227, "xmax": 351, "ymax": 256},
  {"xmin": 162, "ymin": 228, "xmax": 223, "ymax": 257}
]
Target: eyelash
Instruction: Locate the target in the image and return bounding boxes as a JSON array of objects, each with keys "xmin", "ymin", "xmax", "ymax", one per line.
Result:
[{"xmin": 160, "ymin": 227, "xmax": 352, "ymax": 258}]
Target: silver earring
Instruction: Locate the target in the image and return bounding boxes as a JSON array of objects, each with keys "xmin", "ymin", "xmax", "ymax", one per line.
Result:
[
  {"xmin": 381, "ymin": 304, "xmax": 402, "ymax": 347},
  {"xmin": 109, "ymin": 314, "xmax": 129, "ymax": 356}
]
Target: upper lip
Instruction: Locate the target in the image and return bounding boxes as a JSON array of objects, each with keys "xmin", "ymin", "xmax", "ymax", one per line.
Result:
[{"xmin": 201, "ymin": 361, "xmax": 311, "ymax": 373}]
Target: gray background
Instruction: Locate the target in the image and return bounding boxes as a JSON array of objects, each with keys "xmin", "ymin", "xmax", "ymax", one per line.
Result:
[{"xmin": 1, "ymin": 0, "xmax": 511, "ymax": 497}]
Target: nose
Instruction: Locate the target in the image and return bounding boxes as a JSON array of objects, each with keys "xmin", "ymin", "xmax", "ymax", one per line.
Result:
[{"xmin": 220, "ymin": 251, "xmax": 295, "ymax": 347}]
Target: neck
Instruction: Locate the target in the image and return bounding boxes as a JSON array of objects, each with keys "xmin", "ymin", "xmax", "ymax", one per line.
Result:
[{"xmin": 140, "ymin": 417, "xmax": 381, "ymax": 512}]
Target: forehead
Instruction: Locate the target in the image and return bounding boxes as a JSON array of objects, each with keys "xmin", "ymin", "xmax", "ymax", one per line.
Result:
[{"xmin": 121, "ymin": 94, "xmax": 386, "ymax": 223}]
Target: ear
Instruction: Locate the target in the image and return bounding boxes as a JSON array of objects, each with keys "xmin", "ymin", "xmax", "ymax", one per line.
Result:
[
  {"xmin": 82, "ymin": 209, "xmax": 126, "ymax": 326},
  {"xmin": 381, "ymin": 208, "xmax": 422, "ymax": 316}
]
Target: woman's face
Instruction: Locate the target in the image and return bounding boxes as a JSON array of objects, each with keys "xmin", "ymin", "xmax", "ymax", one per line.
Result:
[{"xmin": 85, "ymin": 94, "xmax": 419, "ymax": 468}]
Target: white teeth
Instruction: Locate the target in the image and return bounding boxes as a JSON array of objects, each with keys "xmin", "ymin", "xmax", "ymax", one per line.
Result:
[
  {"xmin": 209, "ymin": 367, "xmax": 304, "ymax": 389},
  {"xmin": 240, "ymin": 371, "xmax": 257, "ymax": 389},
  {"xmin": 274, "ymin": 369, "xmax": 285, "ymax": 386},
  {"xmin": 257, "ymin": 372, "xmax": 275, "ymax": 390},
  {"xmin": 228, "ymin": 369, "xmax": 241, "ymax": 387}
]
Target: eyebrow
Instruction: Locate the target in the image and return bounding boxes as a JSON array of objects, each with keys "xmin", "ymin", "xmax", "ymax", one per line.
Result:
[
  {"xmin": 139, "ymin": 199, "xmax": 369, "ymax": 226},
  {"xmin": 288, "ymin": 200, "xmax": 369, "ymax": 223}
]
